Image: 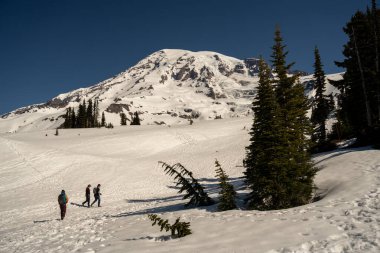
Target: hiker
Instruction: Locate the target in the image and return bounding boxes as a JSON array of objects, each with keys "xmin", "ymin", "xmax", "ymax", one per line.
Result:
[
  {"xmin": 58, "ymin": 190, "xmax": 69, "ymax": 220},
  {"xmin": 82, "ymin": 184, "xmax": 91, "ymax": 208},
  {"xmin": 91, "ymin": 184, "xmax": 101, "ymax": 207}
]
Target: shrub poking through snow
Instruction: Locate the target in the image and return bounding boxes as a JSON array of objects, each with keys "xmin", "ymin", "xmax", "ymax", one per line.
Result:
[
  {"xmin": 148, "ymin": 214, "xmax": 170, "ymax": 232},
  {"xmin": 147, "ymin": 214, "xmax": 192, "ymax": 238},
  {"xmin": 159, "ymin": 161, "xmax": 214, "ymax": 207},
  {"xmin": 215, "ymin": 159, "xmax": 236, "ymax": 211},
  {"xmin": 170, "ymin": 217, "xmax": 192, "ymax": 238}
]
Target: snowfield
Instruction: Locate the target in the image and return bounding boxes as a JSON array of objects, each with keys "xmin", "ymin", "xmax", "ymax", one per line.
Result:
[{"xmin": 0, "ymin": 118, "xmax": 379, "ymax": 253}]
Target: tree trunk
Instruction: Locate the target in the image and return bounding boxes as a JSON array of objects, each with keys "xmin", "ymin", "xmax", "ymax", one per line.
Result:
[
  {"xmin": 373, "ymin": 1, "xmax": 380, "ymax": 122},
  {"xmin": 352, "ymin": 27, "xmax": 373, "ymax": 127}
]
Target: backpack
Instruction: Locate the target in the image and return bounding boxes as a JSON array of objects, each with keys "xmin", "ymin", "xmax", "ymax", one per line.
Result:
[
  {"xmin": 58, "ymin": 194, "xmax": 67, "ymax": 205},
  {"xmin": 93, "ymin": 188, "xmax": 97, "ymax": 195}
]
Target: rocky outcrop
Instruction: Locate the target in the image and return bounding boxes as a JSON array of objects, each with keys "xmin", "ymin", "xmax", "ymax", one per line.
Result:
[
  {"xmin": 159, "ymin": 75, "xmax": 168, "ymax": 84},
  {"xmin": 244, "ymin": 58, "xmax": 260, "ymax": 76},
  {"xmin": 234, "ymin": 64, "xmax": 245, "ymax": 74},
  {"xmin": 46, "ymin": 97, "xmax": 71, "ymax": 108},
  {"xmin": 105, "ymin": 104, "xmax": 130, "ymax": 114},
  {"xmin": 199, "ymin": 66, "xmax": 214, "ymax": 82}
]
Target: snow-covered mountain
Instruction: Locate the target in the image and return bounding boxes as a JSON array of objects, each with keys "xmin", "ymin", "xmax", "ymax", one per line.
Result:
[{"xmin": 0, "ymin": 49, "xmax": 343, "ymax": 133}]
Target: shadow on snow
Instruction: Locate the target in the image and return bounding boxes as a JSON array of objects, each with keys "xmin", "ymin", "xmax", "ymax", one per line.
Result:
[
  {"xmin": 110, "ymin": 177, "xmax": 247, "ymax": 218},
  {"xmin": 70, "ymin": 202, "xmax": 90, "ymax": 208},
  {"xmin": 313, "ymin": 146, "xmax": 373, "ymax": 166}
]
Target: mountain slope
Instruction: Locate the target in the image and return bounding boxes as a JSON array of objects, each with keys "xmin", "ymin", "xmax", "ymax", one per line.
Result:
[{"xmin": 0, "ymin": 49, "xmax": 343, "ymax": 133}]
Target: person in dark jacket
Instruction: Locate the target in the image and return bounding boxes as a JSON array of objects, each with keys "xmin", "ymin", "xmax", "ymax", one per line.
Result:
[
  {"xmin": 58, "ymin": 190, "xmax": 69, "ymax": 220},
  {"xmin": 91, "ymin": 184, "xmax": 101, "ymax": 207},
  {"xmin": 82, "ymin": 184, "xmax": 91, "ymax": 208}
]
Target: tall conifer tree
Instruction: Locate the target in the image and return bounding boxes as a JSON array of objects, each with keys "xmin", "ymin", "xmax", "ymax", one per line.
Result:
[
  {"xmin": 333, "ymin": 3, "xmax": 380, "ymax": 143},
  {"xmin": 63, "ymin": 108, "xmax": 71, "ymax": 128},
  {"xmin": 131, "ymin": 112, "xmax": 141, "ymax": 125},
  {"xmin": 271, "ymin": 28, "xmax": 315, "ymax": 208},
  {"xmin": 101, "ymin": 112, "xmax": 106, "ymax": 127},
  {"xmin": 71, "ymin": 109, "xmax": 76, "ymax": 128},
  {"xmin": 93, "ymin": 99, "xmax": 100, "ymax": 127},
  {"xmin": 76, "ymin": 100, "xmax": 87, "ymax": 128},
  {"xmin": 87, "ymin": 99, "xmax": 93, "ymax": 128},
  {"xmin": 244, "ymin": 58, "xmax": 284, "ymax": 210},
  {"xmin": 245, "ymin": 29, "xmax": 316, "ymax": 210},
  {"xmin": 120, "ymin": 112, "xmax": 127, "ymax": 125},
  {"xmin": 311, "ymin": 47, "xmax": 332, "ymax": 147}
]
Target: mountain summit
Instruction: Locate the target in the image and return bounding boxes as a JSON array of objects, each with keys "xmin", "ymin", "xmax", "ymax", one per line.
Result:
[{"xmin": 0, "ymin": 49, "xmax": 341, "ymax": 133}]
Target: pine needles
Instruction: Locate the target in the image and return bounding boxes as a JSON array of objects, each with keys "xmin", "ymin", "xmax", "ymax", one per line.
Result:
[
  {"xmin": 215, "ymin": 159, "xmax": 236, "ymax": 211},
  {"xmin": 158, "ymin": 161, "xmax": 214, "ymax": 207},
  {"xmin": 147, "ymin": 214, "xmax": 192, "ymax": 238}
]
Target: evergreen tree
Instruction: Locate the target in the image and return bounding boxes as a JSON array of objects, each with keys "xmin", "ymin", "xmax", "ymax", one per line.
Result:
[
  {"xmin": 101, "ymin": 112, "xmax": 106, "ymax": 127},
  {"xmin": 77, "ymin": 100, "xmax": 87, "ymax": 128},
  {"xmin": 147, "ymin": 214, "xmax": 192, "ymax": 238},
  {"xmin": 215, "ymin": 159, "xmax": 236, "ymax": 211},
  {"xmin": 82, "ymin": 99, "xmax": 87, "ymax": 128},
  {"xmin": 271, "ymin": 28, "xmax": 315, "ymax": 208},
  {"xmin": 272, "ymin": 27, "xmax": 296, "ymax": 107},
  {"xmin": 76, "ymin": 105, "xmax": 81, "ymax": 128},
  {"xmin": 120, "ymin": 112, "xmax": 127, "ymax": 125},
  {"xmin": 245, "ymin": 30, "xmax": 316, "ymax": 210},
  {"xmin": 68, "ymin": 107, "xmax": 73, "ymax": 128},
  {"xmin": 311, "ymin": 47, "xmax": 333, "ymax": 148},
  {"xmin": 63, "ymin": 108, "xmax": 71, "ymax": 128},
  {"xmin": 87, "ymin": 99, "xmax": 93, "ymax": 128},
  {"xmin": 130, "ymin": 112, "xmax": 141, "ymax": 125},
  {"xmin": 159, "ymin": 161, "xmax": 214, "ymax": 207},
  {"xmin": 370, "ymin": 0, "xmax": 380, "ymax": 124},
  {"xmin": 170, "ymin": 217, "xmax": 192, "ymax": 238},
  {"xmin": 71, "ymin": 109, "xmax": 77, "ymax": 128},
  {"xmin": 333, "ymin": 3, "xmax": 380, "ymax": 144},
  {"xmin": 244, "ymin": 58, "xmax": 285, "ymax": 210},
  {"xmin": 93, "ymin": 99, "xmax": 100, "ymax": 127}
]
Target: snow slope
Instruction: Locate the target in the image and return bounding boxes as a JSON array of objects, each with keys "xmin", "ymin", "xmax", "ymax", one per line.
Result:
[
  {"xmin": 0, "ymin": 118, "xmax": 379, "ymax": 253},
  {"xmin": 0, "ymin": 49, "xmax": 343, "ymax": 133}
]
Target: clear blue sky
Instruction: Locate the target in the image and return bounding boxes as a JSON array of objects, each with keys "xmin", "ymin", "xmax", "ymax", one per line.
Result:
[{"xmin": 0, "ymin": 0, "xmax": 369, "ymax": 114}]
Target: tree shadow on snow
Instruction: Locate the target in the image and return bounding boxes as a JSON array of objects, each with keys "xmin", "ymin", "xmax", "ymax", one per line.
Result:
[
  {"xmin": 313, "ymin": 146, "xmax": 373, "ymax": 166},
  {"xmin": 124, "ymin": 235, "xmax": 173, "ymax": 242},
  {"xmin": 313, "ymin": 150, "xmax": 354, "ymax": 166},
  {"xmin": 109, "ymin": 201, "xmax": 186, "ymax": 218},
  {"xmin": 126, "ymin": 195, "xmax": 182, "ymax": 203},
  {"xmin": 167, "ymin": 176, "xmax": 246, "ymax": 195},
  {"xmin": 197, "ymin": 176, "xmax": 250, "ymax": 212},
  {"xmin": 112, "ymin": 176, "xmax": 248, "ymax": 218},
  {"xmin": 198, "ymin": 176, "xmax": 247, "ymax": 195},
  {"xmin": 70, "ymin": 202, "xmax": 89, "ymax": 208},
  {"xmin": 33, "ymin": 219, "xmax": 60, "ymax": 223}
]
